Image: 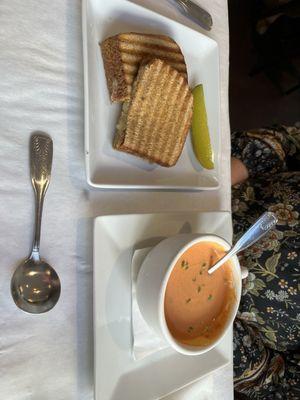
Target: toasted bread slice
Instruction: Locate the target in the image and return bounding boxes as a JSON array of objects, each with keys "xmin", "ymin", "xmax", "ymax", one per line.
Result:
[
  {"xmin": 100, "ymin": 32, "xmax": 188, "ymax": 102},
  {"xmin": 114, "ymin": 59, "xmax": 193, "ymax": 167}
]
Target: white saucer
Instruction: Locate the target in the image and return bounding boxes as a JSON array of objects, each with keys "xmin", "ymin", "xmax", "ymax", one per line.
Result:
[{"xmin": 93, "ymin": 212, "xmax": 233, "ymax": 400}]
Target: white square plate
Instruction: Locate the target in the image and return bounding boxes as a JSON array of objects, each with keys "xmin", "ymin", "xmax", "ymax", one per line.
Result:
[
  {"xmin": 94, "ymin": 212, "xmax": 233, "ymax": 400},
  {"xmin": 83, "ymin": 0, "xmax": 220, "ymax": 190}
]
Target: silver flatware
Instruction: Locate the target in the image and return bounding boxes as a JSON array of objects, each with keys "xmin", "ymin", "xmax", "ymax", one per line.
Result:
[
  {"xmin": 11, "ymin": 132, "xmax": 61, "ymax": 313},
  {"xmin": 171, "ymin": 0, "xmax": 213, "ymax": 31},
  {"xmin": 208, "ymin": 211, "xmax": 278, "ymax": 274}
]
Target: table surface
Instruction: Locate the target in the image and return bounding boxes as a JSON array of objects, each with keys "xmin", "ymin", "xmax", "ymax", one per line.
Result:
[{"xmin": 0, "ymin": 0, "xmax": 232, "ymax": 399}]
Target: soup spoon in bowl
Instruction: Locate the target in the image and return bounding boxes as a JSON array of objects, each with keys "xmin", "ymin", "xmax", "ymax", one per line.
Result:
[
  {"xmin": 208, "ymin": 211, "xmax": 278, "ymax": 275},
  {"xmin": 11, "ymin": 133, "xmax": 61, "ymax": 313}
]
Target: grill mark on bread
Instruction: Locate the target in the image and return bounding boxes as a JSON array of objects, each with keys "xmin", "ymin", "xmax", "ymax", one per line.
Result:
[
  {"xmin": 162, "ymin": 79, "xmax": 185, "ymax": 164},
  {"xmin": 130, "ymin": 61, "xmax": 164, "ymax": 152},
  {"xmin": 164, "ymin": 79, "xmax": 189, "ymax": 159},
  {"xmin": 142, "ymin": 61, "xmax": 168, "ymax": 153},
  {"xmin": 120, "ymin": 52, "xmax": 184, "ymax": 65},
  {"xmin": 163, "ymin": 81, "xmax": 190, "ymax": 164},
  {"xmin": 123, "ymin": 64, "xmax": 138, "ymax": 75},
  {"xmin": 122, "ymin": 59, "xmax": 186, "ymax": 71},
  {"xmin": 118, "ymin": 33, "xmax": 180, "ymax": 48},
  {"xmin": 119, "ymin": 42, "xmax": 185, "ymax": 59},
  {"xmin": 150, "ymin": 67, "xmax": 179, "ymax": 162},
  {"xmin": 167, "ymin": 88, "xmax": 193, "ymax": 164},
  {"xmin": 128, "ymin": 61, "xmax": 162, "ymax": 152},
  {"xmin": 123, "ymin": 62, "xmax": 187, "ymax": 81}
]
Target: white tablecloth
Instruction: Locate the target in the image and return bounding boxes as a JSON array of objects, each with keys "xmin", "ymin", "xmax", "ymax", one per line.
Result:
[{"xmin": 0, "ymin": 0, "xmax": 232, "ymax": 399}]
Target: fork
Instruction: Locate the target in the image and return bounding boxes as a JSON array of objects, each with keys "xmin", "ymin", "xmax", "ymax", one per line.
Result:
[{"xmin": 171, "ymin": 0, "xmax": 213, "ymax": 31}]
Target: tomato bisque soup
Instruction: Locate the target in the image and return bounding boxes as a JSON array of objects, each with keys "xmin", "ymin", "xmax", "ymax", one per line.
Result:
[{"xmin": 164, "ymin": 241, "xmax": 236, "ymax": 347}]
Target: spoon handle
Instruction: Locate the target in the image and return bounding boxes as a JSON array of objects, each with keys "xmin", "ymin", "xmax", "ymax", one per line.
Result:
[
  {"xmin": 233, "ymin": 211, "xmax": 278, "ymax": 253},
  {"xmin": 208, "ymin": 212, "xmax": 278, "ymax": 274},
  {"xmin": 30, "ymin": 132, "xmax": 53, "ymax": 259}
]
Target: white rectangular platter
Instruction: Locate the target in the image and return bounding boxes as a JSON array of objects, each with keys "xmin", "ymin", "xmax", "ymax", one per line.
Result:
[
  {"xmin": 94, "ymin": 212, "xmax": 233, "ymax": 400},
  {"xmin": 83, "ymin": 0, "xmax": 220, "ymax": 190}
]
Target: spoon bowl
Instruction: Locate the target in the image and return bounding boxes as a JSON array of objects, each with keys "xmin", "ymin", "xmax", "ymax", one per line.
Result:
[{"xmin": 11, "ymin": 258, "xmax": 61, "ymax": 314}]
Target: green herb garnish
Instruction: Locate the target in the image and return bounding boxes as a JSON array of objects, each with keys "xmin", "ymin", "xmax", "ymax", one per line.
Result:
[
  {"xmin": 181, "ymin": 260, "xmax": 189, "ymax": 270},
  {"xmin": 208, "ymin": 294, "xmax": 213, "ymax": 301}
]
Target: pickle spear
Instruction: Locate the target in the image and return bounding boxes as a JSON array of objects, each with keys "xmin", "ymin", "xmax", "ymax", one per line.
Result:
[{"xmin": 191, "ymin": 84, "xmax": 214, "ymax": 169}]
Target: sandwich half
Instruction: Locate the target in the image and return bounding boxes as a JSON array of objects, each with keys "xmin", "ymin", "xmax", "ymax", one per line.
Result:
[
  {"xmin": 100, "ymin": 32, "xmax": 188, "ymax": 102},
  {"xmin": 114, "ymin": 58, "xmax": 193, "ymax": 167}
]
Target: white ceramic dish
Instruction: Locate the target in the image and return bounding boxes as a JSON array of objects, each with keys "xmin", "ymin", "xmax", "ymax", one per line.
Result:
[
  {"xmin": 137, "ymin": 234, "xmax": 241, "ymax": 356},
  {"xmin": 94, "ymin": 212, "xmax": 233, "ymax": 400},
  {"xmin": 83, "ymin": 0, "xmax": 220, "ymax": 190}
]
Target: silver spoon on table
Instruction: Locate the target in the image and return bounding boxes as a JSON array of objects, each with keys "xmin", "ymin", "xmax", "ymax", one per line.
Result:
[
  {"xmin": 11, "ymin": 133, "xmax": 61, "ymax": 313},
  {"xmin": 208, "ymin": 211, "xmax": 278, "ymax": 275}
]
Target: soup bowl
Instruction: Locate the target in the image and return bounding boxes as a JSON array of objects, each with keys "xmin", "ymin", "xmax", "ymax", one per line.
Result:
[{"xmin": 136, "ymin": 233, "xmax": 248, "ymax": 356}]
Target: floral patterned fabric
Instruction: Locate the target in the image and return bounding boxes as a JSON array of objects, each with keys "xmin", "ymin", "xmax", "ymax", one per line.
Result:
[{"xmin": 232, "ymin": 126, "xmax": 300, "ymax": 399}]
